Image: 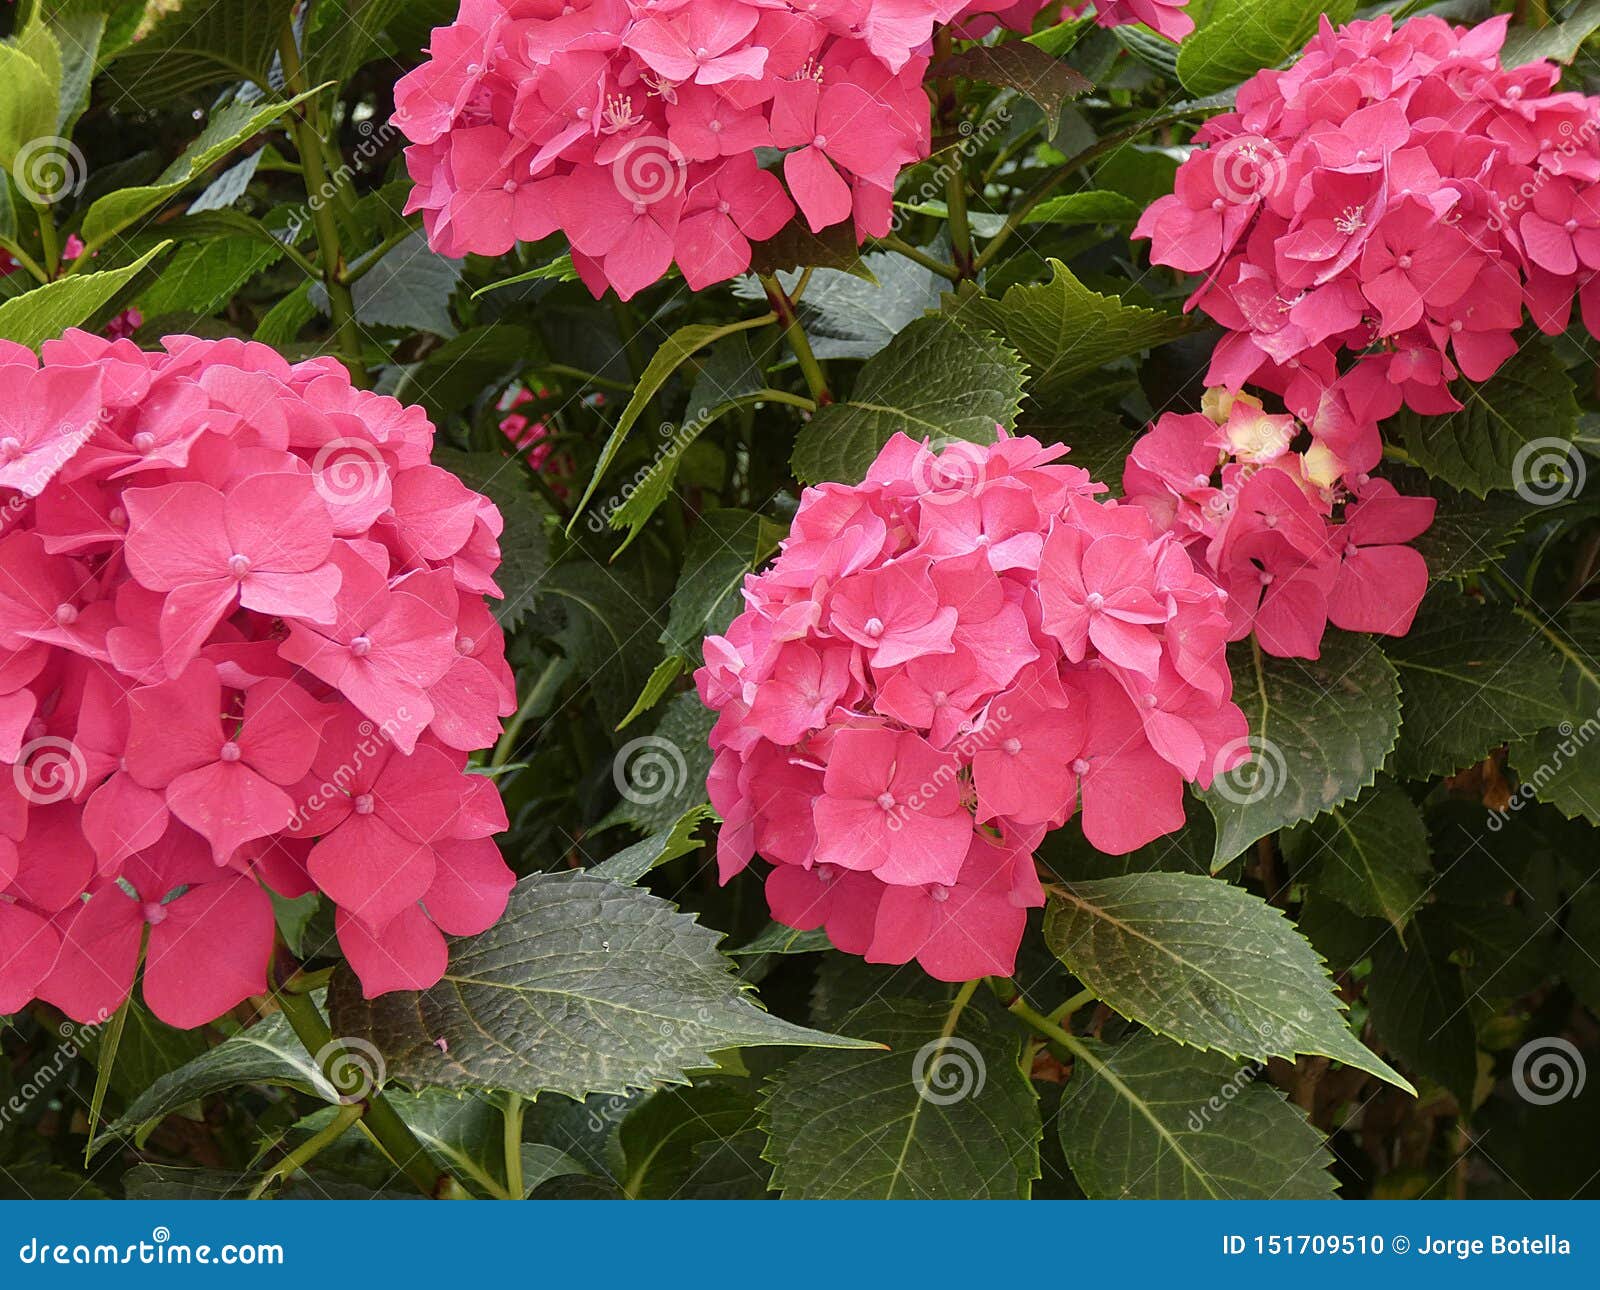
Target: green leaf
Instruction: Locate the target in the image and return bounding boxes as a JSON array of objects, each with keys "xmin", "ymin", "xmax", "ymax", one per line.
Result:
[
  {"xmin": 1113, "ymin": 23, "xmax": 1181, "ymax": 79},
  {"xmin": 795, "ymin": 251, "xmax": 949, "ymax": 361},
  {"xmin": 617, "ymin": 656, "xmax": 683, "ymax": 730},
  {"xmin": 569, "ymin": 316, "xmax": 774, "ymax": 531},
  {"xmin": 432, "ymin": 449, "xmax": 550, "ymax": 634},
  {"xmin": 1057, "ymin": 1033, "xmax": 1335, "ymax": 1199},
  {"xmin": 325, "ymin": 871, "xmax": 874, "ymax": 1103},
  {"xmin": 1177, "ymin": 0, "xmax": 1357, "ymax": 96},
  {"xmin": 608, "ymin": 335, "xmax": 774, "ymax": 547},
  {"xmin": 600, "ymin": 690, "xmax": 713, "ymax": 833},
  {"xmin": 733, "ymin": 924, "xmax": 833, "ymax": 955},
  {"xmin": 1283, "ymin": 780, "xmax": 1432, "ymax": 935},
  {"xmin": 660, "ymin": 509, "xmax": 783, "ymax": 661},
  {"xmin": 0, "ymin": 240, "xmax": 168, "ymax": 346},
  {"xmin": 1366, "ymin": 920, "xmax": 1478, "ymax": 1107},
  {"xmin": 103, "ymin": 0, "xmax": 296, "ymax": 111},
  {"xmin": 472, "ymin": 253, "xmax": 579, "ymax": 296},
  {"xmin": 538, "ymin": 556, "xmax": 659, "ymax": 732},
  {"xmin": 1198, "ymin": 629, "xmax": 1401, "ymax": 870},
  {"xmin": 1387, "ymin": 466, "xmax": 1538, "ymax": 582},
  {"xmin": 749, "ymin": 218, "xmax": 873, "ymax": 280},
  {"xmin": 1022, "ymin": 190, "xmax": 1142, "ymax": 227},
  {"xmin": 307, "ymin": 0, "xmax": 409, "ymax": 83},
  {"xmin": 0, "ymin": 1164, "xmax": 108, "ymax": 1200},
  {"xmin": 619, "ymin": 1084, "xmax": 771, "ymax": 1199},
  {"xmin": 942, "ymin": 259, "xmax": 1186, "ymax": 407},
  {"xmin": 590, "ymin": 805, "xmax": 712, "ymax": 884},
  {"xmin": 1043, "ymin": 874, "xmax": 1413, "ymax": 1090},
  {"xmin": 135, "ymin": 234, "xmax": 281, "ymax": 317},
  {"xmin": 0, "ymin": 35, "xmax": 63, "ymax": 181},
  {"xmin": 761, "ymin": 998, "xmax": 1040, "ymax": 1198},
  {"xmin": 1502, "ymin": 0, "xmax": 1600, "ymax": 66},
  {"xmin": 791, "ymin": 313, "xmax": 1027, "ymax": 484},
  {"xmin": 339, "ymin": 229, "xmax": 461, "ymax": 337},
  {"xmin": 1388, "ymin": 342, "xmax": 1580, "ymax": 497},
  {"xmin": 79, "ymin": 90, "xmax": 321, "ymax": 251},
  {"xmin": 936, "ymin": 42, "xmax": 1092, "ymax": 139},
  {"xmin": 393, "ymin": 323, "xmax": 532, "ymax": 426},
  {"xmin": 1387, "ymin": 589, "xmax": 1568, "ymax": 780},
  {"xmin": 100, "ymin": 1011, "xmax": 341, "ymax": 1149},
  {"xmin": 1508, "ymin": 603, "xmax": 1600, "ymax": 826}
]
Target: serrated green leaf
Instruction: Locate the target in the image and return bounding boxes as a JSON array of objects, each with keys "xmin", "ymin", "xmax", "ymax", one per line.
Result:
[
  {"xmin": 336, "ymin": 229, "xmax": 461, "ymax": 337},
  {"xmin": 1283, "ymin": 780, "xmax": 1432, "ymax": 935},
  {"xmin": 1043, "ymin": 874, "xmax": 1413, "ymax": 1090},
  {"xmin": 1387, "ymin": 588, "xmax": 1568, "ymax": 780},
  {"xmin": 325, "ymin": 872, "xmax": 874, "ymax": 1102},
  {"xmin": 1177, "ymin": 0, "xmax": 1357, "ymax": 96},
  {"xmin": 761, "ymin": 998, "xmax": 1040, "ymax": 1198},
  {"xmin": 1058, "ymin": 1032, "xmax": 1335, "ymax": 1199},
  {"xmin": 1389, "ymin": 343, "xmax": 1580, "ymax": 497},
  {"xmin": 0, "ymin": 240, "xmax": 168, "ymax": 345},
  {"xmin": 943, "ymin": 258, "xmax": 1186, "ymax": 407},
  {"xmin": 795, "ymin": 251, "xmax": 949, "ymax": 361},
  {"xmin": 619, "ymin": 1083, "xmax": 771, "ymax": 1199},
  {"xmin": 1366, "ymin": 919, "xmax": 1478, "ymax": 1107},
  {"xmin": 1509, "ymin": 603, "xmax": 1600, "ymax": 825},
  {"xmin": 1199, "ymin": 630, "xmax": 1401, "ymax": 869},
  {"xmin": 1385, "ymin": 466, "xmax": 1539, "ymax": 582},
  {"xmin": 591, "ymin": 805, "xmax": 712, "ymax": 884},
  {"xmin": 136, "ymin": 234, "xmax": 281, "ymax": 317},
  {"xmin": 1502, "ymin": 0, "xmax": 1600, "ymax": 66},
  {"xmin": 101, "ymin": 1010, "xmax": 341, "ymax": 1149},
  {"xmin": 791, "ymin": 313, "xmax": 1026, "ymax": 484},
  {"xmin": 104, "ymin": 0, "xmax": 296, "ymax": 111}
]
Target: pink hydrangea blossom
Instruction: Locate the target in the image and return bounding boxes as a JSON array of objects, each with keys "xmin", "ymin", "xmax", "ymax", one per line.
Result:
[
  {"xmin": 0, "ymin": 332, "xmax": 517, "ymax": 1028},
  {"xmin": 1135, "ymin": 13, "xmax": 1600, "ymax": 481},
  {"xmin": 696, "ymin": 428, "xmax": 1248, "ymax": 981},
  {"xmin": 396, "ymin": 0, "xmax": 1192, "ymax": 299},
  {"xmin": 1122, "ymin": 390, "xmax": 1436, "ymax": 660}
]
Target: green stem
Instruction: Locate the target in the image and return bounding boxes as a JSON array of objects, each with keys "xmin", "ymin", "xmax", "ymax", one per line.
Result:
[
  {"xmin": 490, "ymin": 655, "xmax": 570, "ymax": 769},
  {"xmin": 0, "ymin": 236, "xmax": 50, "ymax": 285},
  {"xmin": 249, "ymin": 1103, "xmax": 363, "ymax": 1200},
  {"xmin": 503, "ymin": 1094, "xmax": 526, "ymax": 1199},
  {"xmin": 760, "ymin": 273, "xmax": 830, "ymax": 405},
  {"xmin": 932, "ymin": 28, "xmax": 972, "ymax": 277},
  {"xmin": 277, "ymin": 27, "xmax": 369, "ymax": 387},
  {"xmin": 873, "ymin": 235, "xmax": 962, "ymax": 281},
  {"xmin": 1047, "ymin": 987, "xmax": 1097, "ymax": 1026},
  {"xmin": 34, "ymin": 205, "xmax": 60, "ymax": 278},
  {"xmin": 273, "ymin": 988, "xmax": 445, "ymax": 1198},
  {"xmin": 1009, "ymin": 995, "xmax": 1094, "ymax": 1060},
  {"xmin": 542, "ymin": 363, "xmax": 637, "ymax": 394}
]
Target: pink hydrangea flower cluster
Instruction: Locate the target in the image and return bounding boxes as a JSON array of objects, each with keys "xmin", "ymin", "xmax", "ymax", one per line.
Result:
[
  {"xmin": 1134, "ymin": 13, "xmax": 1600, "ymax": 480},
  {"xmin": 695, "ymin": 430, "xmax": 1249, "ymax": 981},
  {"xmin": 1123, "ymin": 390, "xmax": 1436, "ymax": 659},
  {"xmin": 395, "ymin": 0, "xmax": 1194, "ymax": 299},
  {"xmin": 0, "ymin": 332, "xmax": 517, "ymax": 1028}
]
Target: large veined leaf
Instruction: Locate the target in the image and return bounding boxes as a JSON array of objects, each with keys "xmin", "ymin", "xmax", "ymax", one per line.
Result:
[
  {"xmin": 942, "ymin": 259, "xmax": 1186, "ymax": 407},
  {"xmin": 1283, "ymin": 780, "xmax": 1432, "ymax": 935},
  {"xmin": 1388, "ymin": 466, "xmax": 1538, "ymax": 582},
  {"xmin": 1198, "ymin": 629, "xmax": 1401, "ymax": 869},
  {"xmin": 794, "ymin": 251, "xmax": 949, "ymax": 361},
  {"xmin": 1365, "ymin": 920, "xmax": 1478, "ymax": 1108},
  {"xmin": 326, "ymin": 872, "xmax": 874, "ymax": 1103},
  {"xmin": 99, "ymin": 1011, "xmax": 340, "ymax": 1149},
  {"xmin": 1502, "ymin": 0, "xmax": 1600, "ymax": 66},
  {"xmin": 791, "ymin": 313, "xmax": 1027, "ymax": 484},
  {"xmin": 135, "ymin": 234, "xmax": 281, "ymax": 318},
  {"xmin": 1057, "ymin": 1033, "xmax": 1335, "ymax": 1199},
  {"xmin": 78, "ymin": 90, "xmax": 322, "ymax": 251},
  {"xmin": 590, "ymin": 805, "xmax": 712, "ymax": 884},
  {"xmin": 0, "ymin": 241, "xmax": 169, "ymax": 346},
  {"xmin": 1177, "ymin": 0, "xmax": 1357, "ymax": 96},
  {"xmin": 619, "ymin": 1084, "xmax": 771, "ymax": 1199},
  {"xmin": 761, "ymin": 999, "xmax": 1040, "ymax": 1198},
  {"xmin": 1389, "ymin": 343, "xmax": 1580, "ymax": 497},
  {"xmin": 1509, "ymin": 603, "xmax": 1600, "ymax": 826},
  {"xmin": 1387, "ymin": 589, "xmax": 1568, "ymax": 780},
  {"xmin": 103, "ymin": 0, "xmax": 295, "ymax": 110},
  {"xmin": 1043, "ymin": 874, "xmax": 1413, "ymax": 1090}
]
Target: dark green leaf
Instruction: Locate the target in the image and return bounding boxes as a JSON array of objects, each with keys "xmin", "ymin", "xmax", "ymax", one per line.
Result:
[
  {"xmin": 1283, "ymin": 780, "xmax": 1432, "ymax": 934},
  {"xmin": 1177, "ymin": 0, "xmax": 1357, "ymax": 95}
]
